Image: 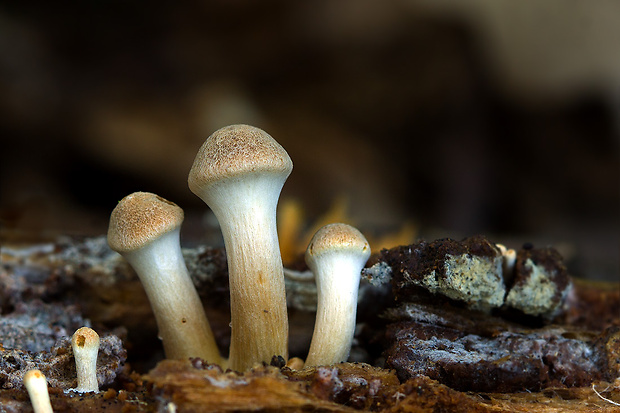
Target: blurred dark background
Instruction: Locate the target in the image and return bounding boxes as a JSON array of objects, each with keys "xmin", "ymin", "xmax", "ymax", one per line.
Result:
[{"xmin": 1, "ymin": 1, "xmax": 618, "ymax": 281}]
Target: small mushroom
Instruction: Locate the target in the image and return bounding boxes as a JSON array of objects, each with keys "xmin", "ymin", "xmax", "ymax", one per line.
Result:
[
  {"xmin": 23, "ymin": 370, "xmax": 53, "ymax": 413},
  {"xmin": 285, "ymin": 357, "xmax": 305, "ymax": 370},
  {"xmin": 496, "ymin": 243, "xmax": 517, "ymax": 276},
  {"xmin": 304, "ymin": 223, "xmax": 371, "ymax": 366},
  {"xmin": 188, "ymin": 124, "xmax": 291, "ymax": 371},
  {"xmin": 108, "ymin": 192, "xmax": 221, "ymax": 363},
  {"xmin": 71, "ymin": 327, "xmax": 100, "ymax": 392}
]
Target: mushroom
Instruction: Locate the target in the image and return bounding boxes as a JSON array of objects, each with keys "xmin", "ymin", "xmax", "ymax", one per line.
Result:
[
  {"xmin": 285, "ymin": 357, "xmax": 305, "ymax": 370},
  {"xmin": 23, "ymin": 370, "xmax": 54, "ymax": 413},
  {"xmin": 71, "ymin": 327, "xmax": 100, "ymax": 392},
  {"xmin": 496, "ymin": 243, "xmax": 517, "ymax": 276},
  {"xmin": 304, "ymin": 223, "xmax": 371, "ymax": 366},
  {"xmin": 108, "ymin": 192, "xmax": 221, "ymax": 363},
  {"xmin": 188, "ymin": 124, "xmax": 291, "ymax": 371}
]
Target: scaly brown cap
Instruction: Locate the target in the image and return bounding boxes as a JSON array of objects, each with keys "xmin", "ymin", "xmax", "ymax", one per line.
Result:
[
  {"xmin": 72, "ymin": 327, "xmax": 100, "ymax": 350},
  {"xmin": 188, "ymin": 124, "xmax": 293, "ymax": 194},
  {"xmin": 108, "ymin": 192, "xmax": 184, "ymax": 253},
  {"xmin": 306, "ymin": 223, "xmax": 370, "ymax": 260}
]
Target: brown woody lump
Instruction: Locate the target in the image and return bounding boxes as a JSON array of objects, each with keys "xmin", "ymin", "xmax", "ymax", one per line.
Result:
[
  {"xmin": 378, "ymin": 235, "xmax": 507, "ymax": 311},
  {"xmin": 372, "ymin": 235, "xmax": 572, "ymax": 317}
]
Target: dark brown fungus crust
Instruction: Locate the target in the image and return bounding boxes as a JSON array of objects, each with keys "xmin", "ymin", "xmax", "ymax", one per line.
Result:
[{"xmin": 378, "ymin": 235, "xmax": 506, "ymax": 311}]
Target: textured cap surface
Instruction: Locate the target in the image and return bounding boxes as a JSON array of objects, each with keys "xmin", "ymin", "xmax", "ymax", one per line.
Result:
[
  {"xmin": 72, "ymin": 327, "xmax": 100, "ymax": 349},
  {"xmin": 188, "ymin": 124, "xmax": 292, "ymax": 193},
  {"xmin": 306, "ymin": 223, "xmax": 370, "ymax": 259},
  {"xmin": 23, "ymin": 369, "xmax": 46, "ymax": 383},
  {"xmin": 107, "ymin": 192, "xmax": 184, "ymax": 252}
]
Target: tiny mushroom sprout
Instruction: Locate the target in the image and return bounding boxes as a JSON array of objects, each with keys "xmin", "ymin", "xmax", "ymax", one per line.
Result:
[
  {"xmin": 108, "ymin": 192, "xmax": 221, "ymax": 364},
  {"xmin": 188, "ymin": 124, "xmax": 291, "ymax": 371},
  {"xmin": 23, "ymin": 369, "xmax": 54, "ymax": 413},
  {"xmin": 71, "ymin": 327, "xmax": 100, "ymax": 392},
  {"xmin": 496, "ymin": 243, "xmax": 517, "ymax": 276},
  {"xmin": 304, "ymin": 223, "xmax": 371, "ymax": 367}
]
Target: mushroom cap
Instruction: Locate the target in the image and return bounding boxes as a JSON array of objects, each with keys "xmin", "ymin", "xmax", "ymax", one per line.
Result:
[
  {"xmin": 188, "ymin": 124, "xmax": 293, "ymax": 195},
  {"xmin": 306, "ymin": 223, "xmax": 370, "ymax": 262},
  {"xmin": 72, "ymin": 327, "xmax": 100, "ymax": 350},
  {"xmin": 108, "ymin": 192, "xmax": 184, "ymax": 253},
  {"xmin": 23, "ymin": 369, "xmax": 46, "ymax": 384}
]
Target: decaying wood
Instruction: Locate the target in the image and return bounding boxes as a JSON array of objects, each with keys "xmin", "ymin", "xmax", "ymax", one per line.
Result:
[{"xmin": 1, "ymin": 235, "xmax": 619, "ymax": 412}]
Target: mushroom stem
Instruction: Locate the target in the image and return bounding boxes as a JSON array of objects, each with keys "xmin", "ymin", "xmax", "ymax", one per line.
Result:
[
  {"xmin": 217, "ymin": 190, "xmax": 289, "ymax": 370},
  {"xmin": 189, "ymin": 124, "xmax": 291, "ymax": 371},
  {"xmin": 122, "ymin": 231, "xmax": 218, "ymax": 360},
  {"xmin": 304, "ymin": 223, "xmax": 370, "ymax": 366},
  {"xmin": 71, "ymin": 327, "xmax": 100, "ymax": 392},
  {"xmin": 23, "ymin": 370, "xmax": 54, "ymax": 413},
  {"xmin": 108, "ymin": 192, "xmax": 221, "ymax": 364}
]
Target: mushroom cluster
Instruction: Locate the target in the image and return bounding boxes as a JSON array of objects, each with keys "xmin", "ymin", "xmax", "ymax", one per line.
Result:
[{"xmin": 107, "ymin": 124, "xmax": 371, "ymax": 370}]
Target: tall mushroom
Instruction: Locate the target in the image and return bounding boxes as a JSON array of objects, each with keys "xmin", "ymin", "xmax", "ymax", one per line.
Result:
[
  {"xmin": 188, "ymin": 124, "xmax": 291, "ymax": 371},
  {"xmin": 108, "ymin": 192, "xmax": 221, "ymax": 364},
  {"xmin": 304, "ymin": 223, "xmax": 370, "ymax": 366}
]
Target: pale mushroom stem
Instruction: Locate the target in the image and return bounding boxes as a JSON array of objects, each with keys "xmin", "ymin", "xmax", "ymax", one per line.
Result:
[
  {"xmin": 23, "ymin": 370, "xmax": 54, "ymax": 413},
  {"xmin": 213, "ymin": 181, "xmax": 289, "ymax": 371},
  {"xmin": 305, "ymin": 257, "xmax": 361, "ymax": 366},
  {"xmin": 123, "ymin": 229, "xmax": 221, "ymax": 363},
  {"xmin": 303, "ymin": 223, "xmax": 370, "ymax": 367},
  {"xmin": 72, "ymin": 327, "xmax": 100, "ymax": 392}
]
